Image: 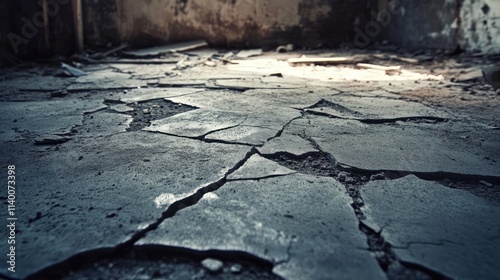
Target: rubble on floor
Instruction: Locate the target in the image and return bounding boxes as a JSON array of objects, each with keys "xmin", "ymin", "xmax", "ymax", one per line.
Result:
[{"xmin": 1, "ymin": 46, "xmax": 499, "ymax": 280}]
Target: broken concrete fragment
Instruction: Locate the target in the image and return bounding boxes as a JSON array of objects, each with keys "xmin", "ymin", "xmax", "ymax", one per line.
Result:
[
  {"xmin": 257, "ymin": 133, "xmax": 317, "ymax": 156},
  {"xmin": 362, "ymin": 175, "xmax": 500, "ymax": 280},
  {"xmin": 286, "ymin": 117, "xmax": 500, "ymax": 177},
  {"xmin": 356, "ymin": 63, "xmax": 402, "ymax": 75},
  {"xmin": 34, "ymin": 135, "xmax": 71, "ymax": 145},
  {"xmin": 288, "ymin": 56, "xmax": 365, "ymax": 66},
  {"xmin": 479, "ymin": 180, "xmax": 493, "ymax": 187},
  {"xmin": 61, "ymin": 62, "xmax": 87, "ymax": 77},
  {"xmin": 139, "ymin": 173, "xmax": 385, "ymax": 280},
  {"xmin": 123, "ymin": 40, "xmax": 208, "ymax": 57},
  {"xmin": 482, "ymin": 66, "xmax": 500, "ymax": 90},
  {"xmin": 230, "ymin": 264, "xmax": 242, "ymax": 274},
  {"xmin": 370, "ymin": 173, "xmax": 385, "ymax": 181},
  {"xmin": 236, "ymin": 49, "xmax": 263, "ymax": 58},
  {"xmin": 201, "ymin": 258, "xmax": 223, "ymax": 273},
  {"xmin": 204, "ymin": 60, "xmax": 217, "ymax": 67},
  {"xmin": 227, "ymin": 154, "xmax": 296, "ymax": 180},
  {"xmin": 145, "ymin": 109, "xmax": 246, "ymax": 138},
  {"xmin": 0, "ymin": 132, "xmax": 250, "ymax": 278},
  {"xmin": 455, "ymin": 68, "xmax": 483, "ymax": 83}
]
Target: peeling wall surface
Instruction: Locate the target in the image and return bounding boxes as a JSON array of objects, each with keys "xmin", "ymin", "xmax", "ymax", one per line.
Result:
[
  {"xmin": 460, "ymin": 0, "xmax": 500, "ymax": 53},
  {"xmin": 84, "ymin": 0, "xmax": 372, "ymax": 48},
  {"xmin": 380, "ymin": 0, "xmax": 499, "ymax": 53},
  {"xmin": 380, "ymin": 0, "xmax": 460, "ymax": 50}
]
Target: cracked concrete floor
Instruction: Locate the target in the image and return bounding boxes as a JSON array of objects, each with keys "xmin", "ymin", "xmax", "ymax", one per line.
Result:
[{"xmin": 0, "ymin": 50, "xmax": 499, "ymax": 280}]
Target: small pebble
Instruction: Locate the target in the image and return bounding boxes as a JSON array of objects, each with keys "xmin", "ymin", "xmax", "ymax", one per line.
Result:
[
  {"xmin": 230, "ymin": 264, "xmax": 242, "ymax": 274},
  {"xmin": 355, "ymin": 197, "xmax": 364, "ymax": 206},
  {"xmin": 337, "ymin": 171, "xmax": 350, "ymax": 182},
  {"xmin": 345, "ymin": 177, "xmax": 356, "ymax": 184},
  {"xmin": 370, "ymin": 173, "xmax": 385, "ymax": 181},
  {"xmin": 201, "ymin": 258, "xmax": 223, "ymax": 273}
]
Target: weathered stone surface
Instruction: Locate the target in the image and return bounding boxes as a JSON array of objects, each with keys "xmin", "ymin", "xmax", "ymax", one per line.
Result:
[
  {"xmin": 0, "ymin": 132, "xmax": 250, "ymax": 278},
  {"xmin": 118, "ymin": 88, "xmax": 204, "ymax": 103},
  {"xmin": 145, "ymin": 109, "xmax": 246, "ymax": 138},
  {"xmin": 78, "ymin": 112, "xmax": 132, "ymax": 137},
  {"xmin": 362, "ymin": 175, "xmax": 500, "ymax": 280},
  {"xmin": 0, "ymin": 100, "xmax": 105, "ymax": 142},
  {"xmin": 287, "ymin": 116, "xmax": 500, "ymax": 177},
  {"xmin": 257, "ymin": 133, "xmax": 317, "ymax": 156},
  {"xmin": 306, "ymin": 95, "xmax": 450, "ymax": 120},
  {"xmin": 227, "ymin": 154, "xmax": 296, "ymax": 180},
  {"xmin": 139, "ymin": 173, "xmax": 386, "ymax": 280},
  {"xmin": 205, "ymin": 125, "xmax": 277, "ymax": 145}
]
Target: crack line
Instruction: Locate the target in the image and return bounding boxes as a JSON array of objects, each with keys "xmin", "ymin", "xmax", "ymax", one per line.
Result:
[{"xmin": 116, "ymin": 147, "xmax": 259, "ymax": 250}]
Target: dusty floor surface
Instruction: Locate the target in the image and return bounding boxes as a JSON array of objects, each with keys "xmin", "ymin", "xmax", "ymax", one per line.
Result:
[{"xmin": 0, "ymin": 49, "xmax": 499, "ymax": 280}]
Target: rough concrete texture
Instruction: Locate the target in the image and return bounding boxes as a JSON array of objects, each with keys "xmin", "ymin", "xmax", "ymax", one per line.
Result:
[
  {"xmin": 286, "ymin": 116, "xmax": 500, "ymax": 177},
  {"xmin": 461, "ymin": 0, "xmax": 500, "ymax": 54},
  {"xmin": 380, "ymin": 0, "xmax": 500, "ymax": 53},
  {"xmin": 84, "ymin": 0, "xmax": 369, "ymax": 47},
  {"xmin": 0, "ymin": 132, "xmax": 250, "ymax": 278},
  {"xmin": 139, "ymin": 173, "xmax": 386, "ymax": 280},
  {"xmin": 362, "ymin": 175, "xmax": 500, "ymax": 279},
  {"xmin": 0, "ymin": 49, "xmax": 500, "ymax": 279}
]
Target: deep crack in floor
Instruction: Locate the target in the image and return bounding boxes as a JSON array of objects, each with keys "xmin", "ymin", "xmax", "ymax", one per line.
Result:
[
  {"xmin": 27, "ymin": 246, "xmax": 281, "ymax": 280},
  {"xmin": 105, "ymin": 99, "xmax": 198, "ymax": 131},
  {"xmin": 259, "ymin": 140, "xmax": 459, "ymax": 280}
]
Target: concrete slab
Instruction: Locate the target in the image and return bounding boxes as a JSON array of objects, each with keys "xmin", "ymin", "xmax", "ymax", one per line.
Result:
[
  {"xmin": 204, "ymin": 125, "xmax": 277, "ymax": 145},
  {"xmin": 67, "ymin": 79, "xmax": 148, "ymax": 92},
  {"xmin": 0, "ymin": 132, "xmax": 250, "ymax": 278},
  {"xmin": 78, "ymin": 112, "xmax": 132, "ymax": 137},
  {"xmin": 227, "ymin": 154, "xmax": 296, "ymax": 180},
  {"xmin": 0, "ymin": 100, "xmax": 105, "ymax": 142},
  {"xmin": 362, "ymin": 175, "xmax": 500, "ymax": 279},
  {"xmin": 117, "ymin": 88, "xmax": 204, "ymax": 103},
  {"xmin": 307, "ymin": 96, "xmax": 450, "ymax": 120},
  {"xmin": 139, "ymin": 173, "xmax": 386, "ymax": 280},
  {"xmin": 257, "ymin": 133, "xmax": 318, "ymax": 156},
  {"xmin": 287, "ymin": 116, "xmax": 500, "ymax": 177},
  {"xmin": 213, "ymin": 78, "xmax": 304, "ymax": 90},
  {"xmin": 144, "ymin": 109, "xmax": 247, "ymax": 138}
]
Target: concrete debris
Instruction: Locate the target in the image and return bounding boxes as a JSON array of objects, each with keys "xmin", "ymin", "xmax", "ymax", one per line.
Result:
[
  {"xmin": 356, "ymin": 63, "xmax": 402, "ymax": 75},
  {"xmin": 482, "ymin": 66, "xmax": 500, "ymax": 90},
  {"xmin": 90, "ymin": 44, "xmax": 129, "ymax": 59},
  {"xmin": 2, "ymin": 47, "xmax": 500, "ymax": 280},
  {"xmin": 204, "ymin": 60, "xmax": 217, "ymax": 67},
  {"xmin": 201, "ymin": 258, "xmax": 223, "ymax": 273},
  {"xmin": 454, "ymin": 68, "xmax": 483, "ymax": 83},
  {"xmin": 34, "ymin": 135, "xmax": 72, "ymax": 145},
  {"xmin": 288, "ymin": 56, "xmax": 366, "ymax": 66},
  {"xmin": 337, "ymin": 171, "xmax": 350, "ymax": 182},
  {"xmin": 479, "ymin": 180, "xmax": 493, "ymax": 187},
  {"xmin": 372, "ymin": 53, "xmax": 420, "ymax": 64},
  {"xmin": 123, "ymin": 40, "xmax": 208, "ymax": 57},
  {"xmin": 236, "ymin": 49, "xmax": 263, "ymax": 58},
  {"xmin": 370, "ymin": 173, "xmax": 385, "ymax": 181},
  {"xmin": 61, "ymin": 62, "xmax": 87, "ymax": 77},
  {"xmin": 229, "ymin": 264, "xmax": 242, "ymax": 274}
]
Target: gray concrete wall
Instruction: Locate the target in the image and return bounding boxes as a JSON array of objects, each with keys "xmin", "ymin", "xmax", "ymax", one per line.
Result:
[
  {"xmin": 377, "ymin": 0, "xmax": 460, "ymax": 50},
  {"xmin": 460, "ymin": 0, "xmax": 500, "ymax": 53},
  {"xmin": 83, "ymin": 0, "xmax": 373, "ymax": 48},
  {"xmin": 377, "ymin": 0, "xmax": 500, "ymax": 54}
]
